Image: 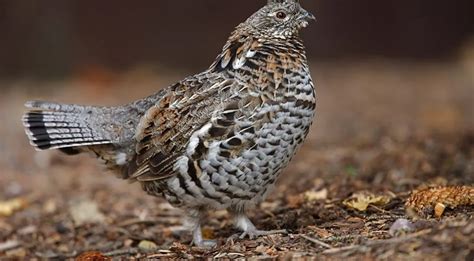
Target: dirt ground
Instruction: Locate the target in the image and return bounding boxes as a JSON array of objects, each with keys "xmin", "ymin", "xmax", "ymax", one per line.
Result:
[{"xmin": 0, "ymin": 60, "xmax": 473, "ymax": 260}]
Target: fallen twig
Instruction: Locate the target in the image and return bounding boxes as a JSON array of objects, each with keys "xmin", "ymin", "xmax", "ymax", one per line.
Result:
[
  {"xmin": 146, "ymin": 250, "xmax": 178, "ymax": 258},
  {"xmin": 117, "ymin": 216, "xmax": 182, "ymax": 227},
  {"xmin": 300, "ymin": 234, "xmax": 333, "ymax": 249},
  {"xmin": 214, "ymin": 252, "xmax": 246, "ymax": 258},
  {"xmin": 117, "ymin": 218, "xmax": 162, "ymax": 227},
  {"xmin": 35, "ymin": 250, "xmax": 78, "ymax": 259},
  {"xmin": 368, "ymin": 204, "xmax": 387, "ymax": 213},
  {"xmin": 146, "ymin": 253, "xmax": 176, "ymax": 258},
  {"xmin": 111, "ymin": 226, "xmax": 156, "ymax": 241}
]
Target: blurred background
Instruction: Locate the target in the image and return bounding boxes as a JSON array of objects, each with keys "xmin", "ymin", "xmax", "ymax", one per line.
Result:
[{"xmin": 1, "ymin": 0, "xmax": 473, "ymax": 77}]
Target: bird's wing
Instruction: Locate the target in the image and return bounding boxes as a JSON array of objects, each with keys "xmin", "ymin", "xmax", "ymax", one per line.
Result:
[{"xmin": 126, "ymin": 75, "xmax": 261, "ymax": 182}]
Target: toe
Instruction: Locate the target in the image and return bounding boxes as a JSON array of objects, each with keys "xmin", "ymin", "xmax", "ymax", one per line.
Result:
[
  {"xmin": 239, "ymin": 231, "xmax": 249, "ymax": 239},
  {"xmin": 193, "ymin": 239, "xmax": 217, "ymax": 248}
]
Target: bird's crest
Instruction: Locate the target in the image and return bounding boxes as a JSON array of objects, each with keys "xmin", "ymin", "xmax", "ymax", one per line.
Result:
[{"xmin": 240, "ymin": 0, "xmax": 315, "ymax": 40}]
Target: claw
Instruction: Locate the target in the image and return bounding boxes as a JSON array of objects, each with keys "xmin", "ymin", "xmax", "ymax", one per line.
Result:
[{"xmin": 234, "ymin": 214, "xmax": 287, "ymax": 240}]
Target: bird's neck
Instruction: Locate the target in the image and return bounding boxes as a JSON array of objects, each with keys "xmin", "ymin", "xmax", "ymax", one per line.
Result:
[{"xmin": 209, "ymin": 30, "xmax": 307, "ymax": 74}]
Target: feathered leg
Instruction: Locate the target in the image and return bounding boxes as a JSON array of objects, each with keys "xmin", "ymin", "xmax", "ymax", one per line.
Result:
[{"xmin": 188, "ymin": 210, "xmax": 217, "ymax": 248}]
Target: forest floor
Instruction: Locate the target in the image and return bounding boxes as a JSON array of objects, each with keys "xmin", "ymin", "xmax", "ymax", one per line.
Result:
[{"xmin": 0, "ymin": 61, "xmax": 473, "ymax": 260}]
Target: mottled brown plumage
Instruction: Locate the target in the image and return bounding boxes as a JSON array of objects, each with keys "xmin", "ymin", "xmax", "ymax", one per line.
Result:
[{"xmin": 22, "ymin": 0, "xmax": 316, "ymax": 247}]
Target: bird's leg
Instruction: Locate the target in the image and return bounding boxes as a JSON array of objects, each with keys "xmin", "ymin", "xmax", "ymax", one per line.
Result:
[
  {"xmin": 233, "ymin": 214, "xmax": 287, "ymax": 239},
  {"xmin": 188, "ymin": 210, "xmax": 217, "ymax": 248},
  {"xmin": 191, "ymin": 223, "xmax": 217, "ymax": 248}
]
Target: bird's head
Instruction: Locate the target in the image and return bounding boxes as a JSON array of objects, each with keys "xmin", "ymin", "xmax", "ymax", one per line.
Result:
[{"xmin": 242, "ymin": 0, "xmax": 315, "ymax": 40}]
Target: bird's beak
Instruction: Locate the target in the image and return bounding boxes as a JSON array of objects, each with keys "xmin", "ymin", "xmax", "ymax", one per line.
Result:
[
  {"xmin": 299, "ymin": 8, "xmax": 316, "ymax": 23},
  {"xmin": 298, "ymin": 8, "xmax": 316, "ymax": 28}
]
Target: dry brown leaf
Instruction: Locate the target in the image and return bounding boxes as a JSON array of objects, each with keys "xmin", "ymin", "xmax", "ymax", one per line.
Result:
[
  {"xmin": 286, "ymin": 194, "xmax": 304, "ymax": 208},
  {"xmin": 265, "ymin": 246, "xmax": 278, "ymax": 256},
  {"xmin": 170, "ymin": 242, "xmax": 188, "ymax": 252},
  {"xmin": 260, "ymin": 201, "xmax": 279, "ymax": 212},
  {"xmin": 343, "ymin": 192, "xmax": 391, "ymax": 211},
  {"xmin": 5, "ymin": 247, "xmax": 26, "ymax": 258},
  {"xmin": 287, "ymin": 188, "xmax": 328, "ymax": 208},
  {"xmin": 304, "ymin": 188, "xmax": 328, "ymax": 202},
  {"xmin": 123, "ymin": 239, "xmax": 134, "ymax": 247},
  {"xmin": 347, "ymin": 217, "xmax": 365, "ymax": 223},
  {"xmin": 76, "ymin": 251, "xmax": 110, "ymax": 261},
  {"xmin": 255, "ymin": 245, "xmax": 269, "ymax": 253},
  {"xmin": 308, "ymin": 226, "xmax": 332, "ymax": 238},
  {"xmin": 0, "ymin": 198, "xmax": 27, "ymax": 217},
  {"xmin": 69, "ymin": 199, "xmax": 105, "ymax": 225},
  {"xmin": 405, "ymin": 185, "xmax": 474, "ymax": 218},
  {"xmin": 43, "ymin": 199, "xmax": 57, "ymax": 214}
]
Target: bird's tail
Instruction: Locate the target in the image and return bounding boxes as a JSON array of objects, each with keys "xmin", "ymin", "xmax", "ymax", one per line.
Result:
[{"xmin": 22, "ymin": 101, "xmax": 112, "ymax": 152}]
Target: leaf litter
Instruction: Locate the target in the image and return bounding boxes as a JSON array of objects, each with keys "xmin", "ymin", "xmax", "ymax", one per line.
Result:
[{"xmin": 0, "ymin": 62, "xmax": 473, "ymax": 259}]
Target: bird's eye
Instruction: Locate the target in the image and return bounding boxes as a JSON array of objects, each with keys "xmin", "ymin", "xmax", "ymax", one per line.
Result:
[{"xmin": 276, "ymin": 11, "xmax": 287, "ymax": 20}]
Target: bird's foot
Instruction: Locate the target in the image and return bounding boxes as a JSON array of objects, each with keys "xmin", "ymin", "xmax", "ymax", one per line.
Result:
[
  {"xmin": 233, "ymin": 214, "xmax": 287, "ymax": 240},
  {"xmin": 226, "ymin": 228, "xmax": 288, "ymax": 243}
]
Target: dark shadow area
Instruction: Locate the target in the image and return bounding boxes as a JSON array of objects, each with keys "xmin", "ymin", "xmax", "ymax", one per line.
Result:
[{"xmin": 0, "ymin": 0, "xmax": 473, "ymax": 78}]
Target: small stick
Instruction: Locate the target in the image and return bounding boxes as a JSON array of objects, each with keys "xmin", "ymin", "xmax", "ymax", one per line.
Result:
[
  {"xmin": 117, "ymin": 218, "xmax": 161, "ymax": 227},
  {"xmin": 300, "ymin": 234, "xmax": 333, "ymax": 249},
  {"xmin": 368, "ymin": 204, "xmax": 386, "ymax": 213},
  {"xmin": 147, "ymin": 253, "xmax": 176, "ymax": 258}
]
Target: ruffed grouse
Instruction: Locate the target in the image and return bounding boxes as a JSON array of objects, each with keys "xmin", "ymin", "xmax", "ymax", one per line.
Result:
[{"xmin": 23, "ymin": 0, "xmax": 316, "ymax": 247}]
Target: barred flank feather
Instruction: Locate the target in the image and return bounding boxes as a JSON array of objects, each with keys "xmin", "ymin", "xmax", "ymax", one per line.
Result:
[{"xmin": 22, "ymin": 101, "xmax": 111, "ymax": 151}]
